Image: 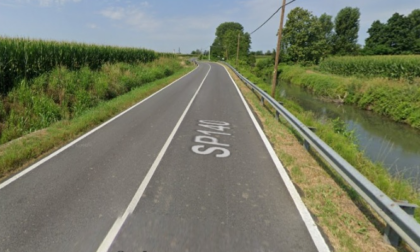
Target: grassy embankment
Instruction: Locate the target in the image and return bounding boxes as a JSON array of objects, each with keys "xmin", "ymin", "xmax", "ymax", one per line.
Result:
[
  {"xmin": 226, "ymin": 62, "xmax": 419, "ymax": 251},
  {"xmin": 278, "ymin": 56, "xmax": 420, "ymax": 129},
  {"xmin": 0, "ymin": 59, "xmax": 194, "ymax": 180},
  {"xmin": 0, "ymin": 37, "xmax": 194, "ymax": 180}
]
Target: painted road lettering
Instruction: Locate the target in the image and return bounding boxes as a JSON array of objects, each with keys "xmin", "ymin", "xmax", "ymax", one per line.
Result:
[{"xmin": 192, "ymin": 120, "xmax": 231, "ymax": 158}]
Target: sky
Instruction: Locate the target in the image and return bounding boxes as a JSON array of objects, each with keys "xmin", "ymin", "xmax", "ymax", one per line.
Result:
[{"xmin": 0, "ymin": 0, "xmax": 419, "ymax": 53}]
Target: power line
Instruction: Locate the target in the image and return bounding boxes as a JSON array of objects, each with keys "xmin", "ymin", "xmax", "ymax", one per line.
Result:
[{"xmin": 249, "ymin": 0, "xmax": 297, "ymax": 35}]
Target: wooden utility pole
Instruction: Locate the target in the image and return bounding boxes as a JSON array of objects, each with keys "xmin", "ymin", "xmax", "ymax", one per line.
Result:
[
  {"xmin": 271, "ymin": 0, "xmax": 287, "ymax": 98},
  {"xmin": 236, "ymin": 33, "xmax": 241, "ymax": 67}
]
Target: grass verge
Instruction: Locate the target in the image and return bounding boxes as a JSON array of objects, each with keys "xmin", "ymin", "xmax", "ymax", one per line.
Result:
[
  {"xmin": 0, "ymin": 65, "xmax": 195, "ymax": 181},
  {"xmin": 224, "ymin": 64, "xmax": 418, "ymax": 251}
]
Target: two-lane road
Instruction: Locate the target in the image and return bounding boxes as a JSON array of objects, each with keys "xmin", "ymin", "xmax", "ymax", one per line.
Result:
[{"xmin": 0, "ymin": 63, "xmax": 329, "ymax": 252}]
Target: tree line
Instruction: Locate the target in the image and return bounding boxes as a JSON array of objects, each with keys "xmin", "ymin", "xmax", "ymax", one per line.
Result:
[
  {"xmin": 281, "ymin": 6, "xmax": 420, "ymax": 64},
  {"xmin": 209, "ymin": 7, "xmax": 420, "ymax": 66},
  {"xmin": 365, "ymin": 10, "xmax": 420, "ymax": 55}
]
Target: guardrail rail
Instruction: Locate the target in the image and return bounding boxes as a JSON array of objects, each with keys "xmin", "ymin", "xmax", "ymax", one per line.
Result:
[{"xmin": 223, "ymin": 62, "xmax": 420, "ymax": 251}]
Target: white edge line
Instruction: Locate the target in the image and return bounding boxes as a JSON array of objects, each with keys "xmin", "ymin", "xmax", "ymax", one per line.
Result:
[
  {"xmin": 96, "ymin": 64, "xmax": 212, "ymax": 252},
  {"xmin": 221, "ymin": 64, "xmax": 330, "ymax": 252},
  {"xmin": 0, "ymin": 66, "xmax": 200, "ymax": 191}
]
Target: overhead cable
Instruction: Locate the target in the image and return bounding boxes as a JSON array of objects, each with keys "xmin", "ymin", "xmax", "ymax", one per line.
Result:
[{"xmin": 249, "ymin": 0, "xmax": 297, "ymax": 35}]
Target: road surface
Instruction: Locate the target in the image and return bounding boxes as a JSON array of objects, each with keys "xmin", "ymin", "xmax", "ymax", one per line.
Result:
[{"xmin": 0, "ymin": 63, "xmax": 329, "ymax": 252}]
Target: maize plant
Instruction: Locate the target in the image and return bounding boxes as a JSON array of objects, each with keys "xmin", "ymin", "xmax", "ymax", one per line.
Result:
[
  {"xmin": 0, "ymin": 37, "xmax": 158, "ymax": 94},
  {"xmin": 319, "ymin": 55, "xmax": 420, "ymax": 81}
]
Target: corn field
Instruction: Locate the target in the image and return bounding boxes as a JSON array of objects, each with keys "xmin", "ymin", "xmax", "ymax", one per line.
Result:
[
  {"xmin": 319, "ymin": 55, "xmax": 420, "ymax": 80},
  {"xmin": 0, "ymin": 37, "xmax": 158, "ymax": 94}
]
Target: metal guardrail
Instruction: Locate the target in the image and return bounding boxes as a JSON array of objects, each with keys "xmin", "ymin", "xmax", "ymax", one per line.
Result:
[{"xmin": 224, "ymin": 62, "xmax": 420, "ymax": 251}]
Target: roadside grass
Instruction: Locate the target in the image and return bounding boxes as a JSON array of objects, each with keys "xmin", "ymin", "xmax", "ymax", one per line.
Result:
[
  {"xmin": 224, "ymin": 65, "xmax": 418, "ymax": 251},
  {"xmin": 0, "ymin": 65, "xmax": 195, "ymax": 181},
  {"xmin": 0, "ymin": 58, "xmax": 184, "ymax": 144}
]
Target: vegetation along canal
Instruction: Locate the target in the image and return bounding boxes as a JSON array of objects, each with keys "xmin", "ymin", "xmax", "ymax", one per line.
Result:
[{"xmin": 278, "ymin": 81, "xmax": 420, "ymax": 190}]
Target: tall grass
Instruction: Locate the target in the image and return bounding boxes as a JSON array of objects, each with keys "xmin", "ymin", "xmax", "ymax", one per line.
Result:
[
  {"xmin": 0, "ymin": 64, "xmax": 194, "ymax": 179},
  {"xmin": 0, "ymin": 58, "xmax": 184, "ymax": 143},
  {"xmin": 319, "ymin": 55, "xmax": 420, "ymax": 80},
  {"xmin": 0, "ymin": 37, "xmax": 158, "ymax": 94}
]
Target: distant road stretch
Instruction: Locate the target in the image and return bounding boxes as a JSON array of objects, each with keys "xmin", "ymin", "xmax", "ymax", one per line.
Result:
[{"xmin": 0, "ymin": 63, "xmax": 329, "ymax": 252}]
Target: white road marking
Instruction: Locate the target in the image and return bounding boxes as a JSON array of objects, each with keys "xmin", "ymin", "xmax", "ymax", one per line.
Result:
[
  {"xmin": 192, "ymin": 119, "xmax": 231, "ymax": 158},
  {"xmin": 0, "ymin": 66, "xmax": 199, "ymax": 191},
  {"xmin": 222, "ymin": 64, "xmax": 330, "ymax": 252},
  {"xmin": 96, "ymin": 64, "xmax": 212, "ymax": 252}
]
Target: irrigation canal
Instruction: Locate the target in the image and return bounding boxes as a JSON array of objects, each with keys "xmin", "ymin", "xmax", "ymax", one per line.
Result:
[{"xmin": 277, "ymin": 82, "xmax": 420, "ymax": 190}]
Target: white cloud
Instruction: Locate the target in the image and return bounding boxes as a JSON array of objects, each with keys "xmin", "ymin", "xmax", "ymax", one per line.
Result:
[
  {"xmin": 86, "ymin": 23, "xmax": 97, "ymax": 29},
  {"xmin": 39, "ymin": 0, "xmax": 81, "ymax": 6},
  {"xmin": 9, "ymin": 0, "xmax": 81, "ymax": 7},
  {"xmin": 100, "ymin": 6, "xmax": 160, "ymax": 31},
  {"xmin": 101, "ymin": 7, "xmax": 125, "ymax": 20}
]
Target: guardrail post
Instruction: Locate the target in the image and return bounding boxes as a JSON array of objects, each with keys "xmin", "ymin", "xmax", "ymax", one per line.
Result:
[
  {"xmin": 260, "ymin": 96, "xmax": 264, "ymax": 105},
  {"xmin": 303, "ymin": 140, "xmax": 310, "ymax": 151},
  {"xmin": 308, "ymin": 127, "xmax": 317, "ymax": 132},
  {"xmin": 383, "ymin": 201, "xmax": 418, "ymax": 247},
  {"xmin": 275, "ymin": 110, "xmax": 280, "ymax": 121}
]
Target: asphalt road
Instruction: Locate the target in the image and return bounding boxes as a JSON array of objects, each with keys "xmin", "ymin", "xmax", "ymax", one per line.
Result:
[{"xmin": 0, "ymin": 63, "xmax": 329, "ymax": 252}]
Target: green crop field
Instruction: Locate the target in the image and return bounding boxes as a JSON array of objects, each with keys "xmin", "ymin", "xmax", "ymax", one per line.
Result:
[
  {"xmin": 0, "ymin": 37, "xmax": 158, "ymax": 94},
  {"xmin": 319, "ymin": 55, "xmax": 420, "ymax": 80}
]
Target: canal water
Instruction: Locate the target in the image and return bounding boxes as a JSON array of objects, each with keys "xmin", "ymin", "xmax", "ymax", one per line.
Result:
[{"xmin": 277, "ymin": 82, "xmax": 420, "ymax": 189}]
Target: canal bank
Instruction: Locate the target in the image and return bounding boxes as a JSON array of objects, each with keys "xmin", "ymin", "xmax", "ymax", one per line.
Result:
[
  {"xmin": 277, "ymin": 82, "xmax": 420, "ymax": 189},
  {"xmin": 229, "ymin": 63, "xmax": 420, "ymax": 225}
]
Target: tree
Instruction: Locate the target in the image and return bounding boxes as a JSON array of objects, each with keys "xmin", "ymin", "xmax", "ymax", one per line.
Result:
[
  {"xmin": 282, "ymin": 7, "xmax": 329, "ymax": 64},
  {"xmin": 211, "ymin": 22, "xmax": 244, "ymax": 60},
  {"xmin": 384, "ymin": 13, "xmax": 414, "ymax": 54},
  {"xmin": 191, "ymin": 49, "xmax": 202, "ymax": 55},
  {"xmin": 364, "ymin": 20, "xmax": 388, "ymax": 54},
  {"xmin": 332, "ymin": 7, "xmax": 360, "ymax": 55},
  {"xmin": 364, "ymin": 10, "xmax": 420, "ymax": 55},
  {"xmin": 211, "ymin": 22, "xmax": 253, "ymax": 63},
  {"xmin": 319, "ymin": 13, "xmax": 334, "ymax": 55},
  {"xmin": 408, "ymin": 9, "xmax": 420, "ymax": 53}
]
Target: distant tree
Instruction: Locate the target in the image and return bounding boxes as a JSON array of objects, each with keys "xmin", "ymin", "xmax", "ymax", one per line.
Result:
[
  {"xmin": 408, "ymin": 9, "xmax": 420, "ymax": 53},
  {"xmin": 332, "ymin": 7, "xmax": 360, "ymax": 55},
  {"xmin": 364, "ymin": 20, "xmax": 388, "ymax": 54},
  {"xmin": 191, "ymin": 49, "xmax": 203, "ymax": 55},
  {"xmin": 255, "ymin": 50, "xmax": 264, "ymax": 55},
  {"xmin": 265, "ymin": 50, "xmax": 272, "ymax": 55},
  {"xmin": 385, "ymin": 13, "xmax": 414, "ymax": 54},
  {"xmin": 283, "ymin": 7, "xmax": 329, "ymax": 64},
  {"xmin": 211, "ymin": 22, "xmax": 244, "ymax": 60},
  {"xmin": 211, "ymin": 22, "xmax": 253, "ymax": 64},
  {"xmin": 364, "ymin": 9, "xmax": 420, "ymax": 55}
]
